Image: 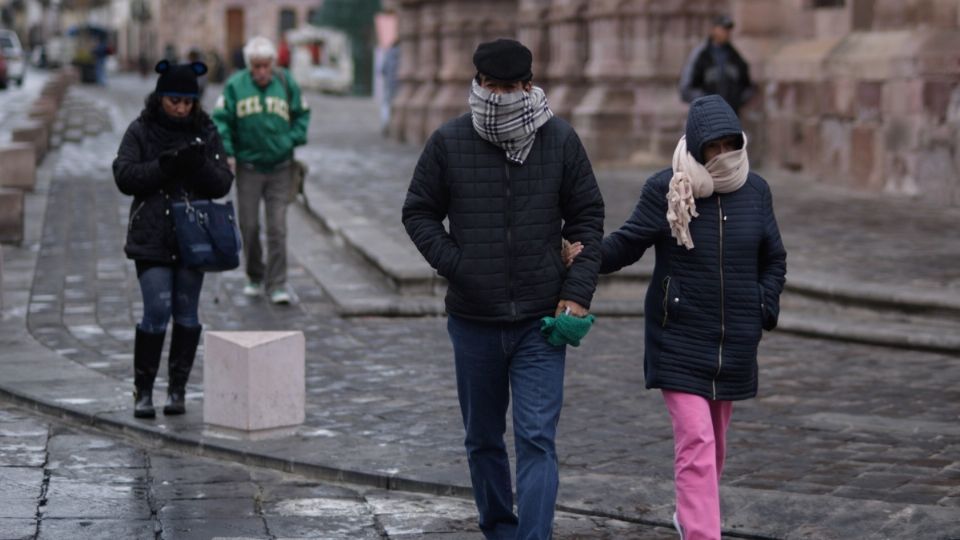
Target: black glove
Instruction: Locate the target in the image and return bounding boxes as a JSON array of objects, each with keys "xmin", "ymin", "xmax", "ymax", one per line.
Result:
[
  {"xmin": 158, "ymin": 138, "xmax": 206, "ymax": 178},
  {"xmin": 178, "ymin": 138, "xmax": 206, "ymax": 171}
]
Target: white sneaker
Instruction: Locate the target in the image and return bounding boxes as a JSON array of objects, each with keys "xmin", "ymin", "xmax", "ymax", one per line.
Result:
[
  {"xmin": 270, "ymin": 289, "xmax": 291, "ymax": 305},
  {"xmin": 673, "ymin": 511, "xmax": 685, "ymax": 540},
  {"xmin": 242, "ymin": 281, "xmax": 263, "ymax": 297}
]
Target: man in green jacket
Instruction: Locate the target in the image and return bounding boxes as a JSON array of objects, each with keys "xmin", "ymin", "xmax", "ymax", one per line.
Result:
[{"xmin": 212, "ymin": 36, "xmax": 311, "ymax": 304}]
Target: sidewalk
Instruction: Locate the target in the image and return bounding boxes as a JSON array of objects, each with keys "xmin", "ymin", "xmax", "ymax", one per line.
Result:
[{"xmin": 0, "ymin": 74, "xmax": 958, "ymax": 539}]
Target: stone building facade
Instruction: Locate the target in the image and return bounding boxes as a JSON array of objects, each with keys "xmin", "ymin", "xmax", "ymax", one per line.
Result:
[
  {"xmin": 111, "ymin": 0, "xmax": 321, "ymax": 73},
  {"xmin": 389, "ymin": 0, "xmax": 960, "ymax": 206}
]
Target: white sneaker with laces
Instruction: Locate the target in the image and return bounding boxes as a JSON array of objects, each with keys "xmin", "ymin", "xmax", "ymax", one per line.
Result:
[
  {"xmin": 270, "ymin": 289, "xmax": 291, "ymax": 305},
  {"xmin": 242, "ymin": 281, "xmax": 263, "ymax": 297},
  {"xmin": 673, "ymin": 511, "xmax": 685, "ymax": 540}
]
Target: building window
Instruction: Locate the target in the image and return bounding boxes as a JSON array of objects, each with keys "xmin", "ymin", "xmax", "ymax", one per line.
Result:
[
  {"xmin": 279, "ymin": 9, "xmax": 297, "ymax": 36},
  {"xmin": 811, "ymin": 0, "xmax": 845, "ymax": 7}
]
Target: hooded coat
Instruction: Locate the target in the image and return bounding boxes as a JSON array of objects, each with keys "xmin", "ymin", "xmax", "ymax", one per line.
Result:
[{"xmin": 601, "ymin": 96, "xmax": 787, "ymax": 401}]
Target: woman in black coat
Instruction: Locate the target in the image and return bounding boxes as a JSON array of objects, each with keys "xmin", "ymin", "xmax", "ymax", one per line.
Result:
[
  {"xmin": 113, "ymin": 61, "xmax": 234, "ymax": 418},
  {"xmin": 565, "ymin": 95, "xmax": 786, "ymax": 540}
]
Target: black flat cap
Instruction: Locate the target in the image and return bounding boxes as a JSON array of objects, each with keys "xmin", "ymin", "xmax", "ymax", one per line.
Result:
[
  {"xmin": 472, "ymin": 38, "xmax": 533, "ymax": 82},
  {"xmin": 713, "ymin": 15, "xmax": 735, "ymax": 28}
]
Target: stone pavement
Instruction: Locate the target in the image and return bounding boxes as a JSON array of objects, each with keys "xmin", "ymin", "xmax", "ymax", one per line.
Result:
[
  {"xmin": 0, "ymin": 72, "xmax": 958, "ymax": 539},
  {"xmin": 0, "ymin": 400, "xmax": 661, "ymax": 539}
]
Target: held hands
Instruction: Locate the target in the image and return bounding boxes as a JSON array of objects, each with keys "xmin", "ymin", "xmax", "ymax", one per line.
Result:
[
  {"xmin": 561, "ymin": 239, "xmax": 583, "ymax": 268},
  {"xmin": 159, "ymin": 138, "xmax": 206, "ymax": 178},
  {"xmin": 555, "ymin": 299, "xmax": 588, "ymax": 318},
  {"xmin": 556, "ymin": 240, "xmax": 588, "ymax": 317}
]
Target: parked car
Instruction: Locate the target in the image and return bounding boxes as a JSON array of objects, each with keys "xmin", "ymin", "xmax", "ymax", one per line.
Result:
[
  {"xmin": 0, "ymin": 29, "xmax": 26, "ymax": 86},
  {"xmin": 0, "ymin": 53, "xmax": 7, "ymax": 89}
]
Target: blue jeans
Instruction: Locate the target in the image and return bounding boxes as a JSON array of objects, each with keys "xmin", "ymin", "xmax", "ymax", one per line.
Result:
[
  {"xmin": 137, "ymin": 265, "xmax": 204, "ymax": 333},
  {"xmin": 447, "ymin": 315, "xmax": 566, "ymax": 540}
]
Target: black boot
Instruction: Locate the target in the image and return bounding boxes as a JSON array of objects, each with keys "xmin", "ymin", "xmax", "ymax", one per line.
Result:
[
  {"xmin": 163, "ymin": 323, "xmax": 202, "ymax": 415},
  {"xmin": 133, "ymin": 326, "xmax": 166, "ymax": 419}
]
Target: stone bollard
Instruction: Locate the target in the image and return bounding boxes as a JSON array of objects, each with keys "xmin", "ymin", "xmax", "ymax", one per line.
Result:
[
  {"xmin": 11, "ymin": 121, "xmax": 49, "ymax": 164},
  {"xmin": 0, "ymin": 144, "xmax": 37, "ymax": 191},
  {"xmin": 40, "ymin": 81, "xmax": 66, "ymax": 104},
  {"xmin": 0, "ymin": 188, "xmax": 25, "ymax": 245},
  {"xmin": 28, "ymin": 99, "xmax": 58, "ymax": 130},
  {"xmin": 203, "ymin": 331, "xmax": 306, "ymax": 431}
]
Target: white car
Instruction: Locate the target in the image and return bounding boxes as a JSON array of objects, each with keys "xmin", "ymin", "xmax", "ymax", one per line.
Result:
[{"xmin": 0, "ymin": 29, "xmax": 26, "ymax": 86}]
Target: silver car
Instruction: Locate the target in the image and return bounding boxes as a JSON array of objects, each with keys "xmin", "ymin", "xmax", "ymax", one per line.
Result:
[{"xmin": 0, "ymin": 29, "xmax": 26, "ymax": 86}]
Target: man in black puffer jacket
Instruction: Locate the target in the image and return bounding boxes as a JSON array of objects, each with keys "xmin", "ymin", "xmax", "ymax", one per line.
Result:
[
  {"xmin": 679, "ymin": 15, "xmax": 755, "ymax": 115},
  {"xmin": 402, "ymin": 39, "xmax": 604, "ymax": 540}
]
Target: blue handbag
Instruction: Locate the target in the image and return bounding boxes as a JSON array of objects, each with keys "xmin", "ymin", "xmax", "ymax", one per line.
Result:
[{"xmin": 170, "ymin": 197, "xmax": 241, "ymax": 272}]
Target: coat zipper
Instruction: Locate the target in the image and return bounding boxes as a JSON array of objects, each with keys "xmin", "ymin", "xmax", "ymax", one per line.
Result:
[
  {"xmin": 504, "ymin": 163, "xmax": 517, "ymax": 319},
  {"xmin": 661, "ymin": 276, "xmax": 671, "ymax": 327},
  {"xmin": 714, "ymin": 197, "xmax": 725, "ymax": 400}
]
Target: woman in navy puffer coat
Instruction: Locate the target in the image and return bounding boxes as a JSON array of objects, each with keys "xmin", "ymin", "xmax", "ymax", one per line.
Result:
[{"xmin": 567, "ymin": 95, "xmax": 786, "ymax": 540}]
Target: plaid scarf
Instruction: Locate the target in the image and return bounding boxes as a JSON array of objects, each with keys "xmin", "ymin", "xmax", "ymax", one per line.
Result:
[{"xmin": 469, "ymin": 79, "xmax": 554, "ymax": 165}]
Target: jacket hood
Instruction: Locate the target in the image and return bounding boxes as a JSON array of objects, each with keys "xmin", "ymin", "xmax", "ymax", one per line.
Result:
[{"xmin": 685, "ymin": 95, "xmax": 743, "ymax": 164}]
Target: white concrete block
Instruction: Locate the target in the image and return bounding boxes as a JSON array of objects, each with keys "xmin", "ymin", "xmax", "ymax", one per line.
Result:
[
  {"xmin": 0, "ymin": 144, "xmax": 37, "ymax": 191},
  {"xmin": 203, "ymin": 331, "xmax": 305, "ymax": 431}
]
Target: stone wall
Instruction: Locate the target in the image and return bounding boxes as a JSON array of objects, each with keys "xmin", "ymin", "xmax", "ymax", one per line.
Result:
[{"xmin": 390, "ymin": 0, "xmax": 960, "ymax": 206}]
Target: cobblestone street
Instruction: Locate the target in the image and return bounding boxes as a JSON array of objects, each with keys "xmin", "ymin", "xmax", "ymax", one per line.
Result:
[
  {"xmin": 0, "ymin": 71, "xmax": 958, "ymax": 539},
  {"xmin": 0, "ymin": 400, "xmax": 669, "ymax": 539}
]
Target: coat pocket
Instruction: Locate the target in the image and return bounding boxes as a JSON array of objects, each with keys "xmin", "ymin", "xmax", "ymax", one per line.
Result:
[
  {"xmin": 127, "ymin": 201, "xmax": 146, "ymax": 231},
  {"xmin": 661, "ymin": 276, "xmax": 682, "ymax": 327}
]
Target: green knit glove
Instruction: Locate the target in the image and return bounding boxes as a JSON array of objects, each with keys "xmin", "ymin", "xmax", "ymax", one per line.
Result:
[{"xmin": 540, "ymin": 313, "xmax": 597, "ymax": 347}]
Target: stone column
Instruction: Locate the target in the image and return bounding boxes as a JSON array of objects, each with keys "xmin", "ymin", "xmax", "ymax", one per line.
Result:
[
  {"xmin": 388, "ymin": 0, "xmax": 422, "ymax": 140},
  {"xmin": 731, "ymin": 0, "xmax": 785, "ymax": 166},
  {"xmin": 571, "ymin": 0, "xmax": 639, "ymax": 162},
  {"xmin": 402, "ymin": 0, "xmax": 442, "ymax": 144},
  {"xmin": 544, "ymin": 0, "xmax": 589, "ymax": 121},
  {"xmin": 426, "ymin": 0, "xmax": 518, "ymax": 136},
  {"xmin": 517, "ymin": 0, "xmax": 552, "ymax": 83},
  {"xmin": 620, "ymin": 1, "xmax": 735, "ymax": 163}
]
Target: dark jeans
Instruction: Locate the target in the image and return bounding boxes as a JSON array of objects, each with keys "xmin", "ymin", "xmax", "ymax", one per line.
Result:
[
  {"xmin": 447, "ymin": 314, "xmax": 566, "ymax": 540},
  {"xmin": 137, "ymin": 264, "xmax": 204, "ymax": 333}
]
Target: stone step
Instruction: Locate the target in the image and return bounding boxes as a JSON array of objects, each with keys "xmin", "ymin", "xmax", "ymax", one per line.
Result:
[
  {"xmin": 293, "ymin": 185, "xmax": 960, "ymax": 352},
  {"xmin": 300, "ymin": 181, "xmax": 960, "ymax": 319}
]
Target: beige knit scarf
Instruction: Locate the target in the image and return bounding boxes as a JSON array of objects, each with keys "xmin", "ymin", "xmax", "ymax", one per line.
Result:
[{"xmin": 666, "ymin": 133, "xmax": 749, "ymax": 249}]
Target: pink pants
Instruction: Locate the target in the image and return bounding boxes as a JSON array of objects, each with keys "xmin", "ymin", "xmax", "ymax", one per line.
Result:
[{"xmin": 662, "ymin": 390, "xmax": 734, "ymax": 540}]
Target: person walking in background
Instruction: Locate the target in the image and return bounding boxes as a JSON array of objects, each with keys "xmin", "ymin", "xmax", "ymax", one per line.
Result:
[
  {"xmin": 213, "ymin": 36, "xmax": 311, "ymax": 304},
  {"xmin": 93, "ymin": 37, "xmax": 110, "ymax": 85},
  {"xmin": 679, "ymin": 15, "xmax": 755, "ymax": 115},
  {"xmin": 379, "ymin": 41, "xmax": 400, "ymax": 134},
  {"xmin": 402, "ymin": 38, "xmax": 605, "ymax": 540},
  {"xmin": 113, "ymin": 61, "xmax": 234, "ymax": 418},
  {"xmin": 564, "ymin": 95, "xmax": 786, "ymax": 540}
]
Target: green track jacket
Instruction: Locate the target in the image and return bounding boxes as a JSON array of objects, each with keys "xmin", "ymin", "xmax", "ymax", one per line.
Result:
[{"xmin": 212, "ymin": 68, "xmax": 311, "ymax": 171}]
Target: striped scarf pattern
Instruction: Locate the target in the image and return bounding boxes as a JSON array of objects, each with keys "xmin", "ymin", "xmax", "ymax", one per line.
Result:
[{"xmin": 469, "ymin": 79, "xmax": 553, "ymax": 165}]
